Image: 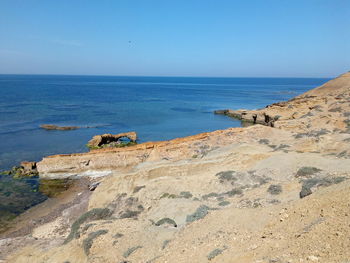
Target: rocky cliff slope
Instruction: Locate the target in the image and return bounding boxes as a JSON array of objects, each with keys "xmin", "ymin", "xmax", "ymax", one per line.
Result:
[{"xmin": 2, "ymin": 72, "xmax": 350, "ymax": 263}]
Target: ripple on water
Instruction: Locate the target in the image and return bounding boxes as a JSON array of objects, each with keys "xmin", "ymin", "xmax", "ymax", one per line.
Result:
[{"xmin": 170, "ymin": 107, "xmax": 197, "ymax": 112}]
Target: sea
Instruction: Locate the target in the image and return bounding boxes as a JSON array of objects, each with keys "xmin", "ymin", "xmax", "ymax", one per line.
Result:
[{"xmin": 0, "ymin": 75, "xmax": 329, "ymax": 223}]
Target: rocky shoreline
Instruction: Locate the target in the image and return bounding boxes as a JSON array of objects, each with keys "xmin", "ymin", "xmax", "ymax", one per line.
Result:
[{"xmin": 1, "ymin": 72, "xmax": 350, "ymax": 263}]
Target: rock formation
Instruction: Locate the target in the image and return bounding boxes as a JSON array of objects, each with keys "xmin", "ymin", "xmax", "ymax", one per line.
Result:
[
  {"xmin": 19, "ymin": 161, "xmax": 37, "ymax": 175},
  {"xmin": 1, "ymin": 161, "xmax": 38, "ymax": 177},
  {"xmin": 215, "ymin": 72, "xmax": 350, "ymax": 133},
  {"xmin": 40, "ymin": 124, "xmax": 80, "ymax": 131},
  {"xmin": 86, "ymin": 132, "xmax": 137, "ymax": 149},
  {"xmin": 2, "ymin": 72, "xmax": 350, "ymax": 263},
  {"xmin": 214, "ymin": 109, "xmax": 277, "ymax": 127}
]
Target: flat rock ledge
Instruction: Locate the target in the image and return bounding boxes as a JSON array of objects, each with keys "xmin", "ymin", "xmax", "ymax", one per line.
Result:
[
  {"xmin": 40, "ymin": 124, "xmax": 80, "ymax": 131},
  {"xmin": 214, "ymin": 109, "xmax": 278, "ymax": 127}
]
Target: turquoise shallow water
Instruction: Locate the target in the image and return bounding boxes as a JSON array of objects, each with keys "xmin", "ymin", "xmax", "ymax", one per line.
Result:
[{"xmin": 0, "ymin": 75, "xmax": 329, "ymax": 171}]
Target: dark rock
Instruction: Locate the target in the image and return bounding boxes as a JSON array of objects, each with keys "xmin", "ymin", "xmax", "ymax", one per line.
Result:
[
  {"xmin": 299, "ymin": 177, "xmax": 347, "ymax": 199},
  {"xmin": 89, "ymin": 182, "xmax": 100, "ymax": 191},
  {"xmin": 300, "ymin": 186, "xmax": 312, "ymax": 198},
  {"xmin": 155, "ymin": 218, "xmax": 177, "ymax": 227},
  {"xmin": 214, "ymin": 109, "xmax": 229, "ymax": 115}
]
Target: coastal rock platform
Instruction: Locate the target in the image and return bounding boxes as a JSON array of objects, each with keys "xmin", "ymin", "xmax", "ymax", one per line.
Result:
[{"xmin": 2, "ymin": 72, "xmax": 350, "ymax": 263}]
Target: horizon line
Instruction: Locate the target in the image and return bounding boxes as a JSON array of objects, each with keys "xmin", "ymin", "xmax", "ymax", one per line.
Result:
[{"xmin": 0, "ymin": 73, "xmax": 333, "ymax": 79}]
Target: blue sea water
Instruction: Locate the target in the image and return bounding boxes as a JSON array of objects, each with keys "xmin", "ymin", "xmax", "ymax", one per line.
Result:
[{"xmin": 0, "ymin": 75, "xmax": 329, "ymax": 171}]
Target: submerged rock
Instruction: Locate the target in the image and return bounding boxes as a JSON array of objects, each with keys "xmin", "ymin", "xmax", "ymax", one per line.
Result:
[
  {"xmin": 38, "ymin": 178, "xmax": 73, "ymax": 197},
  {"xmin": 40, "ymin": 124, "xmax": 80, "ymax": 130},
  {"xmin": 0, "ymin": 174, "xmax": 47, "ymax": 232}
]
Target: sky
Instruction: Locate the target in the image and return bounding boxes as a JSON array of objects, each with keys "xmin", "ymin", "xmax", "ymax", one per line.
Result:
[{"xmin": 0, "ymin": 0, "xmax": 349, "ymax": 77}]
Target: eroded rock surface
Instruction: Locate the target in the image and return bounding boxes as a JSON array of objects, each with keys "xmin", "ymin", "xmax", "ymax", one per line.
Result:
[
  {"xmin": 86, "ymin": 132, "xmax": 137, "ymax": 149},
  {"xmin": 216, "ymin": 72, "xmax": 350, "ymax": 134},
  {"xmin": 2, "ymin": 72, "xmax": 350, "ymax": 263}
]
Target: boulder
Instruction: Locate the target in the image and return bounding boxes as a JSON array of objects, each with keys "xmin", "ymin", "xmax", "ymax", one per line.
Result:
[{"xmin": 87, "ymin": 132, "xmax": 137, "ymax": 148}]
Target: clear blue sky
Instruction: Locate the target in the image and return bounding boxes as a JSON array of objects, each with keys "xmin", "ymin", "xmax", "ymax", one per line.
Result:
[{"xmin": 0, "ymin": 0, "xmax": 349, "ymax": 77}]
